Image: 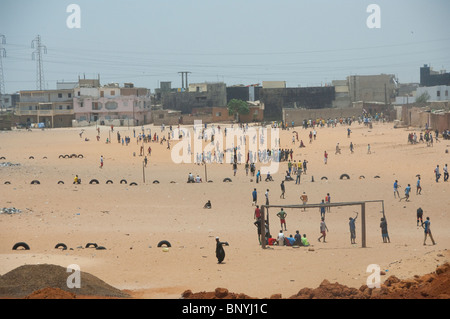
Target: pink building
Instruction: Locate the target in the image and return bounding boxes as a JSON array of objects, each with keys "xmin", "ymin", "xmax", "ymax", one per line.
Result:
[{"xmin": 73, "ymin": 82, "xmax": 152, "ymax": 126}]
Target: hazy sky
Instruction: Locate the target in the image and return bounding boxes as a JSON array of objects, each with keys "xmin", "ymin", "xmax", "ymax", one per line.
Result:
[{"xmin": 1, "ymin": 0, "xmax": 449, "ymax": 93}]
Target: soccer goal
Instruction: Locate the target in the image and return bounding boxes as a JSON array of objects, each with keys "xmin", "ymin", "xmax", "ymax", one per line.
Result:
[{"xmin": 259, "ymin": 200, "xmax": 385, "ymax": 248}]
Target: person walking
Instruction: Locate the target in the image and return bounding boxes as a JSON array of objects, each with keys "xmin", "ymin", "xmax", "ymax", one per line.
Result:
[
  {"xmin": 380, "ymin": 217, "xmax": 390, "ymax": 243},
  {"xmin": 416, "ymin": 207, "xmax": 424, "ymax": 227},
  {"xmin": 324, "ymin": 151, "xmax": 328, "ymax": 164},
  {"xmin": 280, "ymin": 181, "xmax": 285, "ymax": 199},
  {"xmin": 393, "ymin": 180, "xmax": 401, "ymax": 199},
  {"xmin": 100, "ymin": 155, "xmax": 104, "ymax": 169},
  {"xmin": 416, "ymin": 176, "xmax": 422, "ymax": 195},
  {"xmin": 252, "ymin": 188, "xmax": 257, "ymax": 206},
  {"xmin": 318, "ymin": 217, "xmax": 329, "ymax": 243},
  {"xmin": 319, "ymin": 200, "xmax": 326, "ymax": 219},
  {"xmin": 422, "ymin": 217, "xmax": 436, "ymax": 246},
  {"xmin": 300, "ymin": 192, "xmax": 308, "ymax": 211},
  {"xmin": 444, "ymin": 164, "xmax": 449, "ymax": 182},
  {"xmin": 399, "ymin": 184, "xmax": 411, "ymax": 202},
  {"xmin": 434, "ymin": 165, "xmax": 441, "ymax": 183},
  {"xmin": 215, "ymin": 237, "xmax": 229, "ymax": 264}
]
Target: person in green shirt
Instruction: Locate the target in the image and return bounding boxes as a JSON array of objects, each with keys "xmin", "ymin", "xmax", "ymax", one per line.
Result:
[
  {"xmin": 301, "ymin": 234, "xmax": 310, "ymax": 247},
  {"xmin": 277, "ymin": 208, "xmax": 287, "ymax": 231}
]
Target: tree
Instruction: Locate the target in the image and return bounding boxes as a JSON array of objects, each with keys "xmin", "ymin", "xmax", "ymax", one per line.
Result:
[
  {"xmin": 227, "ymin": 99, "xmax": 249, "ymax": 122},
  {"xmin": 415, "ymin": 92, "xmax": 430, "ymax": 105}
]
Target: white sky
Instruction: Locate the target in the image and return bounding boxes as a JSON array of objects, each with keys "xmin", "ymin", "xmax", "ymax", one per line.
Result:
[{"xmin": 0, "ymin": 0, "xmax": 449, "ymax": 93}]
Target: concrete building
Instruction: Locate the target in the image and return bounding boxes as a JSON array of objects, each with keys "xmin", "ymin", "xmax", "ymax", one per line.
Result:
[
  {"xmin": 0, "ymin": 93, "xmax": 20, "ymax": 112},
  {"xmin": 416, "ymin": 85, "xmax": 450, "ymax": 102},
  {"xmin": 73, "ymin": 82, "xmax": 152, "ymax": 127},
  {"xmin": 420, "ymin": 64, "xmax": 450, "ymax": 87},
  {"xmin": 226, "ymin": 84, "xmax": 262, "ymax": 104},
  {"xmin": 161, "ymin": 82, "xmax": 227, "ymax": 114},
  {"xmin": 15, "ymin": 89, "xmax": 74, "ymax": 128},
  {"xmin": 332, "ymin": 80, "xmax": 351, "ymax": 108},
  {"xmin": 347, "ymin": 74, "xmax": 397, "ymax": 104}
]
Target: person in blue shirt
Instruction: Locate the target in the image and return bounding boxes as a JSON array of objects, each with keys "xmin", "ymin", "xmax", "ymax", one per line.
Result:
[
  {"xmin": 416, "ymin": 176, "xmax": 422, "ymax": 195},
  {"xmin": 422, "ymin": 217, "xmax": 436, "ymax": 246},
  {"xmin": 393, "ymin": 180, "xmax": 401, "ymax": 198},
  {"xmin": 252, "ymin": 188, "xmax": 257, "ymax": 206},
  {"xmin": 349, "ymin": 212, "xmax": 358, "ymax": 244},
  {"xmin": 399, "ymin": 184, "xmax": 411, "ymax": 202},
  {"xmin": 319, "ymin": 200, "xmax": 326, "ymax": 219}
]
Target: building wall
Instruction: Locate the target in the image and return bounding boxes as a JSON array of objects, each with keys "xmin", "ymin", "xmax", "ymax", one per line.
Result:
[
  {"xmin": 283, "ymin": 106, "xmax": 364, "ymax": 126},
  {"xmin": 430, "ymin": 112, "xmax": 450, "ymax": 132},
  {"xmin": 416, "ymin": 85, "xmax": 450, "ymax": 102},
  {"xmin": 347, "ymin": 74, "xmax": 396, "ymax": 103},
  {"xmin": 420, "ymin": 65, "xmax": 450, "ymax": 87}
]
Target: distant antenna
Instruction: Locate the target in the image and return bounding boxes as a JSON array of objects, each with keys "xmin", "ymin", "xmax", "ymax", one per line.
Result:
[
  {"xmin": 0, "ymin": 34, "xmax": 6, "ymax": 111},
  {"xmin": 31, "ymin": 35, "xmax": 47, "ymax": 90},
  {"xmin": 178, "ymin": 71, "xmax": 191, "ymax": 90}
]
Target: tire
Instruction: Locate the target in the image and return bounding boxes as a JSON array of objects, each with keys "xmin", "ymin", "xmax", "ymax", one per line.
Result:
[
  {"xmin": 153, "ymin": 180, "xmax": 160, "ymax": 184},
  {"xmin": 374, "ymin": 176, "xmax": 381, "ymax": 179},
  {"xmin": 223, "ymin": 178, "xmax": 232, "ymax": 183},
  {"xmin": 106, "ymin": 180, "xmax": 113, "ymax": 184},
  {"xmin": 157, "ymin": 240, "xmax": 171, "ymax": 248},
  {"xmin": 59, "ymin": 155, "xmax": 64, "ymax": 159},
  {"xmin": 120, "ymin": 179, "xmax": 127, "ymax": 184},
  {"xmin": 0, "ymin": 157, "xmax": 5, "ymax": 160},
  {"xmin": 321, "ymin": 176, "xmax": 328, "ymax": 180},
  {"xmin": 78, "ymin": 154, "xmax": 84, "ymax": 159},
  {"xmin": 170, "ymin": 181, "xmax": 176, "ymax": 184},
  {"xmin": 70, "ymin": 154, "xmax": 77, "ymax": 159},
  {"xmin": 12, "ymin": 242, "xmax": 30, "ymax": 250},
  {"xmin": 30, "ymin": 180, "xmax": 40, "ymax": 185},
  {"xmin": 42, "ymin": 157, "xmax": 47, "ymax": 159},
  {"xmin": 4, "ymin": 181, "xmax": 11, "ymax": 185},
  {"xmin": 96, "ymin": 246, "xmax": 106, "ymax": 250},
  {"xmin": 89, "ymin": 179, "xmax": 99, "ymax": 185},
  {"xmin": 340, "ymin": 174, "xmax": 350, "ymax": 180},
  {"xmin": 64, "ymin": 155, "xmax": 69, "ymax": 159},
  {"xmin": 359, "ymin": 175, "xmax": 365, "ymax": 179},
  {"xmin": 130, "ymin": 182, "xmax": 138, "ymax": 186},
  {"xmin": 85, "ymin": 243, "xmax": 98, "ymax": 248},
  {"xmin": 29, "ymin": 156, "xmax": 34, "ymax": 160},
  {"xmin": 207, "ymin": 180, "xmax": 213, "ymax": 183},
  {"xmin": 55, "ymin": 243, "xmax": 67, "ymax": 250},
  {"xmin": 57, "ymin": 181, "xmax": 64, "ymax": 185}
]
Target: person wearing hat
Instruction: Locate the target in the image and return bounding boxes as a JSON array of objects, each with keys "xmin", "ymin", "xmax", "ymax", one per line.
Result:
[{"xmin": 215, "ymin": 237, "xmax": 229, "ymax": 264}]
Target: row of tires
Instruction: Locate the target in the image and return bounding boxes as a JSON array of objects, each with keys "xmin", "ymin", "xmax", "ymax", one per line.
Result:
[
  {"xmin": 4, "ymin": 179, "xmax": 236, "ymax": 185},
  {"xmin": 318, "ymin": 174, "xmax": 381, "ymax": 180},
  {"xmin": 1, "ymin": 155, "xmax": 83, "ymax": 160},
  {"xmin": 11, "ymin": 240, "xmax": 172, "ymax": 251}
]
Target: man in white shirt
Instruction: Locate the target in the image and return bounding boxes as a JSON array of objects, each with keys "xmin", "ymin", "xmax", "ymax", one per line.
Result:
[{"xmin": 277, "ymin": 230, "xmax": 285, "ymax": 246}]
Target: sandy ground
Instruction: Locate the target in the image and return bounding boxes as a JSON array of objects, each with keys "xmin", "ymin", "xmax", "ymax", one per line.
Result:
[{"xmin": 0, "ymin": 121, "xmax": 449, "ymax": 299}]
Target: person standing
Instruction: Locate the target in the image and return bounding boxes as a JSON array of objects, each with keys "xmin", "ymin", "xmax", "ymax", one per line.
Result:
[
  {"xmin": 252, "ymin": 188, "xmax": 257, "ymax": 206},
  {"xmin": 434, "ymin": 165, "xmax": 441, "ymax": 183},
  {"xmin": 444, "ymin": 164, "xmax": 449, "ymax": 182},
  {"xmin": 277, "ymin": 208, "xmax": 287, "ymax": 231},
  {"xmin": 416, "ymin": 176, "xmax": 422, "ymax": 195},
  {"xmin": 100, "ymin": 155, "xmax": 104, "ymax": 169},
  {"xmin": 318, "ymin": 217, "xmax": 329, "ymax": 243},
  {"xmin": 422, "ymin": 217, "xmax": 436, "ymax": 246},
  {"xmin": 303, "ymin": 159, "xmax": 308, "ymax": 175},
  {"xmin": 367, "ymin": 144, "xmax": 371, "ymax": 154},
  {"xmin": 324, "ymin": 151, "xmax": 328, "ymax": 164},
  {"xmin": 254, "ymin": 205, "xmax": 261, "ymax": 220},
  {"xmin": 349, "ymin": 212, "xmax": 358, "ymax": 244},
  {"xmin": 350, "ymin": 142, "xmax": 354, "ymax": 154},
  {"xmin": 416, "ymin": 207, "xmax": 424, "ymax": 226},
  {"xmin": 380, "ymin": 218, "xmax": 390, "ymax": 243},
  {"xmin": 215, "ymin": 237, "xmax": 229, "ymax": 264},
  {"xmin": 300, "ymin": 192, "xmax": 308, "ymax": 211},
  {"xmin": 335, "ymin": 143, "xmax": 341, "ymax": 154},
  {"xmin": 325, "ymin": 193, "xmax": 331, "ymax": 213},
  {"xmin": 265, "ymin": 189, "xmax": 270, "ymax": 206},
  {"xmin": 280, "ymin": 181, "xmax": 285, "ymax": 199},
  {"xmin": 319, "ymin": 200, "xmax": 326, "ymax": 219},
  {"xmin": 393, "ymin": 180, "xmax": 400, "ymax": 199}
]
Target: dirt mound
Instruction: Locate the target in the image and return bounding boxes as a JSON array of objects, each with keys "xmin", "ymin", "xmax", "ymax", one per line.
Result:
[
  {"xmin": 182, "ymin": 263, "xmax": 450, "ymax": 299},
  {"xmin": 25, "ymin": 287, "xmax": 77, "ymax": 299},
  {"xmin": 0, "ymin": 264, "xmax": 129, "ymax": 298}
]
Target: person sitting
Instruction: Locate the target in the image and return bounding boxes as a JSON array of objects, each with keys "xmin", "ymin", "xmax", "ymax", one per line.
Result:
[
  {"xmin": 286, "ymin": 235, "xmax": 295, "ymax": 246},
  {"xmin": 277, "ymin": 230, "xmax": 285, "ymax": 246},
  {"xmin": 187, "ymin": 173, "xmax": 195, "ymax": 183},
  {"xmin": 265, "ymin": 172, "xmax": 273, "ymax": 182},
  {"xmin": 195, "ymin": 175, "xmax": 202, "ymax": 183},
  {"xmin": 73, "ymin": 175, "xmax": 81, "ymax": 184},
  {"xmin": 301, "ymin": 234, "xmax": 310, "ymax": 247},
  {"xmin": 285, "ymin": 170, "xmax": 294, "ymax": 181},
  {"xmin": 294, "ymin": 230, "xmax": 302, "ymax": 246},
  {"xmin": 267, "ymin": 236, "xmax": 277, "ymax": 246},
  {"xmin": 203, "ymin": 200, "xmax": 212, "ymax": 209},
  {"xmin": 299, "ymin": 140, "xmax": 305, "ymax": 148}
]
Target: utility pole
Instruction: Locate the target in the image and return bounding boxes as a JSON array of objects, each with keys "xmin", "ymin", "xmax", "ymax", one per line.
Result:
[
  {"xmin": 178, "ymin": 71, "xmax": 191, "ymax": 90},
  {"xmin": 31, "ymin": 35, "xmax": 47, "ymax": 90},
  {"xmin": 0, "ymin": 34, "xmax": 6, "ymax": 112}
]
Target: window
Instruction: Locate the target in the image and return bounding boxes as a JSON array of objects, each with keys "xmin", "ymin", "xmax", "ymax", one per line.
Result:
[
  {"xmin": 58, "ymin": 93, "xmax": 62, "ymax": 98},
  {"xmin": 254, "ymin": 110, "xmax": 259, "ymax": 115},
  {"xmin": 92, "ymin": 102, "xmax": 102, "ymax": 110},
  {"xmin": 110, "ymin": 90, "xmax": 115, "ymax": 96},
  {"xmin": 105, "ymin": 101, "xmax": 118, "ymax": 110},
  {"xmin": 59, "ymin": 105, "xmax": 63, "ymax": 110},
  {"xmin": 445, "ymin": 90, "xmax": 448, "ymax": 97},
  {"xmin": 216, "ymin": 112, "xmax": 222, "ymax": 117},
  {"xmin": 68, "ymin": 93, "xmax": 72, "ymax": 98},
  {"xmin": 78, "ymin": 91, "xmax": 81, "ymax": 96},
  {"xmin": 158, "ymin": 114, "xmax": 164, "ymax": 119},
  {"xmin": 100, "ymin": 91, "xmax": 104, "ymax": 98},
  {"xmin": 437, "ymin": 91, "xmax": 440, "ymax": 97}
]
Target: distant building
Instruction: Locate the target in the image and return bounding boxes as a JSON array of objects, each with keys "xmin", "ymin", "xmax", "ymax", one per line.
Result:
[
  {"xmin": 226, "ymin": 84, "xmax": 261, "ymax": 104},
  {"xmin": 347, "ymin": 74, "xmax": 397, "ymax": 104},
  {"xmin": 420, "ymin": 64, "xmax": 450, "ymax": 87},
  {"xmin": 416, "ymin": 85, "xmax": 450, "ymax": 102},
  {"xmin": 73, "ymin": 81, "xmax": 152, "ymax": 126},
  {"xmin": 0, "ymin": 93, "xmax": 20, "ymax": 112},
  {"xmin": 161, "ymin": 82, "xmax": 227, "ymax": 114},
  {"xmin": 15, "ymin": 89, "xmax": 74, "ymax": 128}
]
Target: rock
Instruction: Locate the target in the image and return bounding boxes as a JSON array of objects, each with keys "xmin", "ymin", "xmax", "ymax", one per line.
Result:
[
  {"xmin": 270, "ymin": 293, "xmax": 282, "ymax": 299},
  {"xmin": 436, "ymin": 263, "xmax": 449, "ymax": 275},
  {"xmin": 181, "ymin": 290, "xmax": 192, "ymax": 298},
  {"xmin": 215, "ymin": 288, "xmax": 228, "ymax": 298},
  {"xmin": 380, "ymin": 271, "xmax": 386, "ymax": 276}
]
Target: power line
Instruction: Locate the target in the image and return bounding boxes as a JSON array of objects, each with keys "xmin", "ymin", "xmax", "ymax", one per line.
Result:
[{"xmin": 31, "ymin": 35, "xmax": 47, "ymax": 90}]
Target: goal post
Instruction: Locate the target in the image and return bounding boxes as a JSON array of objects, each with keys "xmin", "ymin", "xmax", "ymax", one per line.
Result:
[{"xmin": 259, "ymin": 200, "xmax": 385, "ymax": 249}]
